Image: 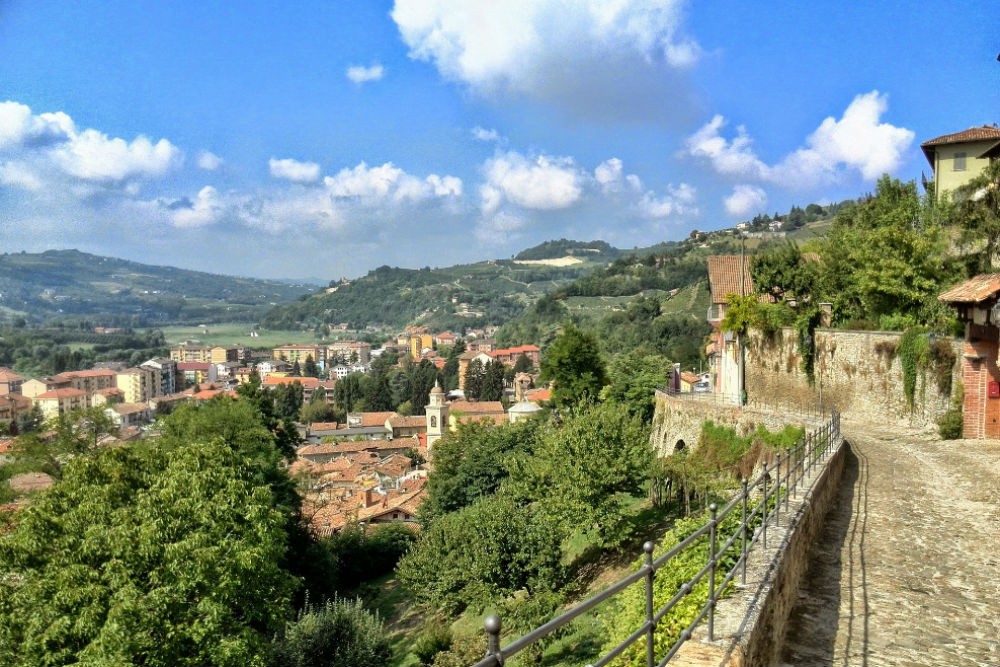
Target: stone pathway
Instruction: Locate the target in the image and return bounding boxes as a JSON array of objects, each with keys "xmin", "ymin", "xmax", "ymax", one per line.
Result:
[{"xmin": 780, "ymin": 421, "xmax": 1000, "ymax": 666}]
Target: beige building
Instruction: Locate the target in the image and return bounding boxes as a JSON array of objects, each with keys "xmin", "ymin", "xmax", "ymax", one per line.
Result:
[
  {"xmin": 116, "ymin": 367, "xmax": 157, "ymax": 403},
  {"xmin": 0, "ymin": 368, "xmax": 24, "ymax": 396},
  {"xmin": 921, "ymin": 125, "xmax": 1000, "ymax": 201},
  {"xmin": 34, "ymin": 387, "xmax": 87, "ymax": 418}
]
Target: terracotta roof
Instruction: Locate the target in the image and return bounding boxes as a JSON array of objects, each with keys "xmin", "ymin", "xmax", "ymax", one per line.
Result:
[
  {"xmin": 177, "ymin": 362, "xmax": 211, "ymax": 371},
  {"xmin": 262, "ymin": 376, "xmax": 320, "ymax": 388},
  {"xmin": 939, "ymin": 274, "xmax": 1000, "ymax": 304},
  {"xmin": 921, "ymin": 126, "xmax": 1000, "ymax": 166},
  {"xmin": 55, "ymin": 369, "xmax": 117, "ymax": 379},
  {"xmin": 707, "ymin": 255, "xmax": 754, "ymax": 304},
  {"xmin": 388, "ymin": 415, "xmax": 425, "ymax": 428},
  {"xmin": 308, "ymin": 421, "xmax": 340, "ymax": 433},
  {"xmin": 0, "ymin": 368, "xmax": 24, "ymax": 382},
  {"xmin": 298, "ymin": 438, "xmax": 416, "ymax": 459},
  {"xmin": 113, "ymin": 402, "xmax": 150, "ymax": 415},
  {"xmin": 359, "ymin": 411, "xmax": 396, "ymax": 427},
  {"xmin": 680, "ymin": 371, "xmax": 701, "ymax": 384},
  {"xmin": 448, "ymin": 400, "xmax": 505, "ymax": 415},
  {"xmin": 36, "ymin": 388, "xmax": 85, "ymax": 399},
  {"xmin": 524, "ymin": 387, "xmax": 551, "ymax": 402},
  {"xmin": 494, "ymin": 344, "xmax": 540, "ymax": 356},
  {"xmin": 454, "ymin": 412, "xmax": 508, "ymax": 426}
]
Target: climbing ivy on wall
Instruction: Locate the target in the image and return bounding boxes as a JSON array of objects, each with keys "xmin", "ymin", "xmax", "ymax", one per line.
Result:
[
  {"xmin": 795, "ymin": 306, "xmax": 823, "ymax": 385},
  {"xmin": 898, "ymin": 327, "xmax": 928, "ymax": 407}
]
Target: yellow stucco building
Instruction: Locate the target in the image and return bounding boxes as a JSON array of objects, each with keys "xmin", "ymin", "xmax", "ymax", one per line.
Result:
[{"xmin": 921, "ymin": 125, "xmax": 1000, "ymax": 201}]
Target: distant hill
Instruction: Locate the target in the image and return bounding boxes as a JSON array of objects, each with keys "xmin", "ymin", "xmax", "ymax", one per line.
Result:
[
  {"xmin": 0, "ymin": 249, "xmax": 315, "ymax": 326},
  {"xmin": 514, "ymin": 239, "xmax": 620, "ymax": 261}
]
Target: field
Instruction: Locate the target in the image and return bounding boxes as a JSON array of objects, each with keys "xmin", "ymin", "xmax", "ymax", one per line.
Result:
[{"xmin": 158, "ymin": 324, "xmax": 323, "ymax": 349}]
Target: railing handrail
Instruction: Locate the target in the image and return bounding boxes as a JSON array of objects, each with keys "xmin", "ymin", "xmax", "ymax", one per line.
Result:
[{"xmin": 470, "ymin": 409, "xmax": 842, "ymax": 667}]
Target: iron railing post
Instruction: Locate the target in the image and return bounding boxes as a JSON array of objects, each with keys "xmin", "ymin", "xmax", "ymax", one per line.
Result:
[
  {"xmin": 644, "ymin": 541, "xmax": 655, "ymax": 667},
  {"xmin": 774, "ymin": 452, "xmax": 782, "ymax": 524},
  {"xmin": 707, "ymin": 503, "xmax": 718, "ymax": 641},
  {"xmin": 484, "ymin": 615, "xmax": 502, "ymax": 666},
  {"xmin": 741, "ymin": 478, "xmax": 748, "ymax": 584},
  {"xmin": 783, "ymin": 449, "xmax": 790, "ymax": 512},
  {"xmin": 761, "ymin": 461, "xmax": 769, "ymax": 549}
]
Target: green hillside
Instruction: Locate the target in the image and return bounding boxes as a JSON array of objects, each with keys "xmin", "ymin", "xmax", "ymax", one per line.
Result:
[{"xmin": 0, "ymin": 249, "xmax": 315, "ymax": 326}]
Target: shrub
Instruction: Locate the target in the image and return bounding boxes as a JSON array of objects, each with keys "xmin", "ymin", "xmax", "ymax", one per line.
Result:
[
  {"xmin": 413, "ymin": 622, "xmax": 453, "ymax": 666},
  {"xmin": 270, "ymin": 598, "xmax": 391, "ymax": 667},
  {"xmin": 937, "ymin": 408, "xmax": 963, "ymax": 440}
]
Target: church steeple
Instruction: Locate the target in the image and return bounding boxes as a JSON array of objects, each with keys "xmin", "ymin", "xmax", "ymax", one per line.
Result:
[{"xmin": 425, "ymin": 380, "xmax": 448, "ymax": 448}]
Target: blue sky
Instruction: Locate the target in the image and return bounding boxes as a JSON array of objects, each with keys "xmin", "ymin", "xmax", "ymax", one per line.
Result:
[{"xmin": 1, "ymin": 1, "xmax": 997, "ymax": 281}]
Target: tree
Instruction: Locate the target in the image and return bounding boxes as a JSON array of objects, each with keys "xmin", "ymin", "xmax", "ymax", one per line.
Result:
[
  {"xmin": 602, "ymin": 350, "xmax": 671, "ymax": 422},
  {"xmin": 364, "ymin": 368, "xmax": 393, "ymax": 412},
  {"xmin": 508, "ymin": 401, "xmax": 652, "ymax": 546},
  {"xmin": 751, "ymin": 241, "xmax": 817, "ymax": 303},
  {"xmin": 303, "ymin": 355, "xmax": 318, "ymax": 378},
  {"xmin": 420, "ymin": 419, "xmax": 541, "ymax": 524},
  {"xmin": 463, "ymin": 358, "xmax": 484, "ymax": 400},
  {"xmin": 0, "ymin": 440, "xmax": 297, "ymax": 666},
  {"xmin": 513, "ymin": 353, "xmax": 533, "ymax": 374},
  {"xmin": 538, "ymin": 324, "xmax": 608, "ymax": 409},
  {"xmin": 480, "ymin": 359, "xmax": 505, "ymax": 402},
  {"xmin": 12, "ymin": 406, "xmax": 117, "ymax": 478},
  {"xmin": 333, "ymin": 373, "xmax": 364, "ymax": 413},
  {"xmin": 820, "ymin": 176, "xmax": 958, "ymax": 326}
]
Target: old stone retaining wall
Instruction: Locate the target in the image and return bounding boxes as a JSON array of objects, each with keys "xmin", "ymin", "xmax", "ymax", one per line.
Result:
[
  {"xmin": 745, "ymin": 327, "xmax": 960, "ymax": 427},
  {"xmin": 673, "ymin": 424, "xmax": 846, "ymax": 667}
]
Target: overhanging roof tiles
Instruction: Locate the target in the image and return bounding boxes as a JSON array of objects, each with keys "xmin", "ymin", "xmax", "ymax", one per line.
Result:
[{"xmin": 938, "ymin": 274, "xmax": 1000, "ymax": 304}]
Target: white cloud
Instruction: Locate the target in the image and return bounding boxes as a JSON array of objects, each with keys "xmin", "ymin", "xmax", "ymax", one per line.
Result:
[
  {"xmin": 685, "ymin": 115, "xmax": 768, "ymax": 179},
  {"xmin": 472, "ymin": 126, "xmax": 501, "ymax": 143},
  {"xmin": 269, "ymin": 157, "xmax": 322, "ymax": 184},
  {"xmin": 686, "ymin": 91, "xmax": 914, "ymax": 189},
  {"xmin": 324, "ymin": 161, "xmax": 462, "ymax": 203},
  {"xmin": 774, "ymin": 91, "xmax": 915, "ymax": 184},
  {"xmin": 197, "ymin": 151, "xmax": 223, "ymax": 171},
  {"xmin": 346, "ymin": 63, "xmax": 385, "ymax": 84},
  {"xmin": 0, "ymin": 101, "xmax": 181, "ymax": 190},
  {"xmin": 636, "ymin": 182, "xmax": 697, "ymax": 219},
  {"xmin": 391, "ymin": 0, "xmax": 699, "ymax": 119},
  {"xmin": 476, "ymin": 210, "xmax": 526, "ymax": 244},
  {"xmin": 172, "ymin": 186, "xmax": 224, "ymax": 227},
  {"xmin": 724, "ymin": 184, "xmax": 768, "ymax": 217},
  {"xmin": 480, "ymin": 151, "xmax": 583, "ymax": 215}
]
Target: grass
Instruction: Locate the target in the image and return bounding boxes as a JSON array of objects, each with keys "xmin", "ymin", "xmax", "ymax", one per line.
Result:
[{"xmin": 158, "ymin": 323, "xmax": 322, "ymax": 348}]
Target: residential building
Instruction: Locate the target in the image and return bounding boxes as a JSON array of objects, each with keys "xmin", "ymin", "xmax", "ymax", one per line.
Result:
[
  {"xmin": 170, "ymin": 343, "xmax": 213, "ymax": 363},
  {"xmin": 176, "ymin": 361, "xmax": 212, "ymax": 387},
  {"xmin": 706, "ymin": 255, "xmax": 765, "ymax": 403},
  {"xmin": 492, "ymin": 344, "xmax": 541, "ymax": 367},
  {"xmin": 272, "ymin": 344, "xmax": 327, "ymax": 369},
  {"xmin": 921, "ymin": 125, "xmax": 1000, "ymax": 201},
  {"xmin": 210, "ymin": 346, "xmax": 240, "ymax": 364},
  {"xmin": 327, "ymin": 341, "xmax": 371, "ymax": 365},
  {"xmin": 140, "ymin": 357, "xmax": 178, "ymax": 396},
  {"xmin": 115, "ymin": 367, "xmax": 158, "ymax": 403},
  {"xmin": 33, "ymin": 388, "xmax": 86, "ymax": 418},
  {"xmin": 0, "ymin": 368, "xmax": 24, "ymax": 396},
  {"xmin": 106, "ymin": 402, "xmax": 152, "ymax": 429}
]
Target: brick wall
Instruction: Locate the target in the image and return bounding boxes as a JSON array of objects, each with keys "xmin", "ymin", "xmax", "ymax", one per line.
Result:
[{"xmin": 960, "ymin": 323, "xmax": 1000, "ymax": 438}]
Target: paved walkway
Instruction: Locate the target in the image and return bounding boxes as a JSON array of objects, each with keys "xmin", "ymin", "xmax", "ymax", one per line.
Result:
[{"xmin": 780, "ymin": 422, "xmax": 1000, "ymax": 666}]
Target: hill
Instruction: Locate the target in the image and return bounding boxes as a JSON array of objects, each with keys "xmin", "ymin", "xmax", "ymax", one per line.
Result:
[{"xmin": 0, "ymin": 249, "xmax": 315, "ymax": 326}]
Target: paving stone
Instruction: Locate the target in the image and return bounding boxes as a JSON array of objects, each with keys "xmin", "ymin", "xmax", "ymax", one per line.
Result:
[{"xmin": 780, "ymin": 420, "xmax": 1000, "ymax": 667}]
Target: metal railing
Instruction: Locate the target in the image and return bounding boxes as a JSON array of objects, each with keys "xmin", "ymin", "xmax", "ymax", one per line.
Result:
[{"xmin": 470, "ymin": 409, "xmax": 842, "ymax": 667}]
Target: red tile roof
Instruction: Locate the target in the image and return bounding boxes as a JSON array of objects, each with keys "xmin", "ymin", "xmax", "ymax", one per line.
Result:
[
  {"xmin": 938, "ymin": 274, "xmax": 1000, "ymax": 304},
  {"xmin": 263, "ymin": 376, "xmax": 320, "ymax": 388},
  {"xmin": 921, "ymin": 126, "xmax": 1000, "ymax": 166},
  {"xmin": 0, "ymin": 368, "xmax": 24, "ymax": 382},
  {"xmin": 36, "ymin": 388, "xmax": 85, "ymax": 399},
  {"xmin": 707, "ymin": 255, "xmax": 754, "ymax": 304},
  {"xmin": 359, "ymin": 411, "xmax": 396, "ymax": 427},
  {"xmin": 447, "ymin": 400, "xmax": 505, "ymax": 415}
]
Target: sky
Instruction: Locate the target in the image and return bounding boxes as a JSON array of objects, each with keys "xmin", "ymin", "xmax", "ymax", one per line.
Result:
[{"xmin": 1, "ymin": 1, "xmax": 997, "ymax": 282}]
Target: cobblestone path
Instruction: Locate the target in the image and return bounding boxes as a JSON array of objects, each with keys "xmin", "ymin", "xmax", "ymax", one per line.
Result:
[{"xmin": 780, "ymin": 422, "xmax": 1000, "ymax": 667}]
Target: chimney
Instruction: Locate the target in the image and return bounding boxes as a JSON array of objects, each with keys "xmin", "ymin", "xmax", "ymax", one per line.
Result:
[{"xmin": 363, "ymin": 489, "xmax": 374, "ymax": 507}]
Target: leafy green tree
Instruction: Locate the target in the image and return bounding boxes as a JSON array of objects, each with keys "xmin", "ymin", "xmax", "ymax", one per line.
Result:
[
  {"xmin": 365, "ymin": 368, "xmax": 393, "ymax": 412},
  {"xmin": 539, "ymin": 324, "xmax": 608, "ymax": 409},
  {"xmin": 820, "ymin": 176, "xmax": 958, "ymax": 325},
  {"xmin": 0, "ymin": 440, "xmax": 297, "ymax": 667},
  {"xmin": 398, "ymin": 493, "xmax": 564, "ymax": 612},
  {"xmin": 302, "ymin": 355, "xmax": 318, "ymax": 378},
  {"xmin": 12, "ymin": 406, "xmax": 117, "ymax": 478},
  {"xmin": 270, "ymin": 599, "xmax": 391, "ymax": 667},
  {"xmin": 409, "ymin": 359, "xmax": 438, "ymax": 415},
  {"xmin": 751, "ymin": 241, "xmax": 817, "ymax": 303},
  {"xmin": 420, "ymin": 419, "xmax": 541, "ymax": 524},
  {"xmin": 509, "ymin": 401, "xmax": 652, "ymax": 546},
  {"xmin": 602, "ymin": 350, "xmax": 671, "ymax": 422}
]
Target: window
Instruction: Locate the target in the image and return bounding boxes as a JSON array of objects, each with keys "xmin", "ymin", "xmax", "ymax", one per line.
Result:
[
  {"xmin": 430, "ymin": 416, "xmax": 437, "ymax": 428},
  {"xmin": 954, "ymin": 152, "xmax": 967, "ymax": 171}
]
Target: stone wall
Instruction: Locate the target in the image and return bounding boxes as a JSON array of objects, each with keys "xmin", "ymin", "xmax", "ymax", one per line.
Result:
[
  {"xmin": 649, "ymin": 391, "xmax": 816, "ymax": 456},
  {"xmin": 744, "ymin": 327, "xmax": 960, "ymax": 427},
  {"xmin": 673, "ymin": 426, "xmax": 846, "ymax": 667}
]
